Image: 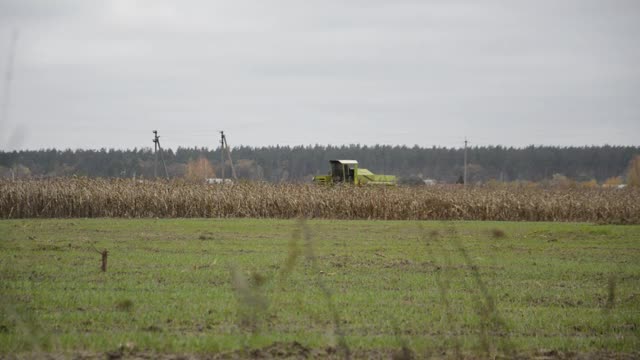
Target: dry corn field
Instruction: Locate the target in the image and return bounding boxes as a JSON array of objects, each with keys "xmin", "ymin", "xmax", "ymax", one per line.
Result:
[{"xmin": 0, "ymin": 178, "xmax": 638, "ymax": 223}]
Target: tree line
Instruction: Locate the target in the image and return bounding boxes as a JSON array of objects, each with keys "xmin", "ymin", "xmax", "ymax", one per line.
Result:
[{"xmin": 0, "ymin": 145, "xmax": 638, "ymax": 184}]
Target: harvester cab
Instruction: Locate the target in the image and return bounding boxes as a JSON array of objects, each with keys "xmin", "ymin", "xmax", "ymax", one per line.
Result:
[
  {"xmin": 330, "ymin": 160, "xmax": 357, "ymax": 183},
  {"xmin": 313, "ymin": 160, "xmax": 396, "ymax": 186}
]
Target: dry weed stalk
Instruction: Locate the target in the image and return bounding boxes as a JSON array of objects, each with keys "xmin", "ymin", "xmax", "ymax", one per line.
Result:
[{"xmin": 0, "ymin": 178, "xmax": 638, "ymax": 223}]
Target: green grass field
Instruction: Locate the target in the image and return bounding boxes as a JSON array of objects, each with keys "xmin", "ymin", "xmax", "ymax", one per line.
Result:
[{"xmin": 1, "ymin": 219, "xmax": 639, "ymax": 358}]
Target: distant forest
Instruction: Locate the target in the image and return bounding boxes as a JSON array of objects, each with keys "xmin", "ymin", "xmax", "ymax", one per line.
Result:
[{"xmin": 0, "ymin": 145, "xmax": 638, "ymax": 184}]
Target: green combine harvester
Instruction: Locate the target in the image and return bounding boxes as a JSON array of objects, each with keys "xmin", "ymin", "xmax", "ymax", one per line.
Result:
[{"xmin": 313, "ymin": 160, "xmax": 397, "ymax": 186}]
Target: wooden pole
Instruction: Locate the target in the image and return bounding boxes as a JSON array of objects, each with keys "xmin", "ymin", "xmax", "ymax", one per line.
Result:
[
  {"xmin": 101, "ymin": 250, "xmax": 108, "ymax": 272},
  {"xmin": 220, "ymin": 131, "xmax": 225, "ymax": 179},
  {"xmin": 463, "ymin": 138, "xmax": 468, "ymax": 186}
]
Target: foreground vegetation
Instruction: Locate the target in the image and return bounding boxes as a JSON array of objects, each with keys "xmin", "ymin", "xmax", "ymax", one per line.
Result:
[
  {"xmin": 1, "ymin": 219, "xmax": 639, "ymax": 358},
  {"xmin": 1, "ymin": 178, "xmax": 639, "ymax": 223}
]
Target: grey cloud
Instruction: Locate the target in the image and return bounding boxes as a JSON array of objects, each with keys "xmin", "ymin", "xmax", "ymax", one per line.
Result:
[
  {"xmin": 6, "ymin": 123, "xmax": 28, "ymax": 149},
  {"xmin": 0, "ymin": 0, "xmax": 104, "ymax": 23},
  {"xmin": 0, "ymin": 0, "xmax": 639, "ymax": 150}
]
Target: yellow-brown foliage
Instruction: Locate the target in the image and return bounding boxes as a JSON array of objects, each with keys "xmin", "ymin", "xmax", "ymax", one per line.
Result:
[
  {"xmin": 185, "ymin": 157, "xmax": 215, "ymax": 183},
  {"xmin": 580, "ymin": 179, "xmax": 598, "ymax": 188},
  {"xmin": 627, "ymin": 155, "xmax": 640, "ymax": 188},
  {"xmin": 603, "ymin": 176, "xmax": 623, "ymax": 187},
  {"xmin": 1, "ymin": 179, "xmax": 639, "ymax": 223}
]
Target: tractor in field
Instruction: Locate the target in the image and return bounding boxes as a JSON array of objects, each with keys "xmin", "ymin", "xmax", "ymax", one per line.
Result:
[{"xmin": 313, "ymin": 160, "xmax": 397, "ymax": 186}]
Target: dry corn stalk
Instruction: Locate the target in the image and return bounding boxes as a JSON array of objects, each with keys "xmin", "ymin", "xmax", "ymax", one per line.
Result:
[{"xmin": 0, "ymin": 178, "xmax": 638, "ymax": 223}]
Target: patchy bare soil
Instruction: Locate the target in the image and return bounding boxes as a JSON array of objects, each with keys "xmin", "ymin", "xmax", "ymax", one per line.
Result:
[{"xmin": 2, "ymin": 343, "xmax": 639, "ymax": 360}]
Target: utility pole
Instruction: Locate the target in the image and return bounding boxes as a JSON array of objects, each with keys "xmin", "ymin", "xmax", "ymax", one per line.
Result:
[
  {"xmin": 153, "ymin": 131, "xmax": 158, "ymax": 178},
  {"xmin": 463, "ymin": 137, "xmax": 468, "ymax": 187},
  {"xmin": 152, "ymin": 130, "xmax": 169, "ymax": 179},
  {"xmin": 220, "ymin": 131, "xmax": 225, "ymax": 180},
  {"xmin": 219, "ymin": 131, "xmax": 237, "ymax": 180}
]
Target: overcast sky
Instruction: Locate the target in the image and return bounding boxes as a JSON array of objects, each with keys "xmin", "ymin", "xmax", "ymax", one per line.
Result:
[{"xmin": 0, "ymin": 0, "xmax": 638, "ymax": 150}]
